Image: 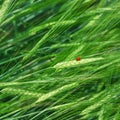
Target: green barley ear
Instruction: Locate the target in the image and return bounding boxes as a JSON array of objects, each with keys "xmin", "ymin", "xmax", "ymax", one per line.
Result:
[
  {"xmin": 0, "ymin": 0, "xmax": 13, "ymax": 24},
  {"xmin": 54, "ymin": 57, "xmax": 104, "ymax": 69}
]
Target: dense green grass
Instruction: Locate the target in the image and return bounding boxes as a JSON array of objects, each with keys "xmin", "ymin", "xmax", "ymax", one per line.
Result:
[{"xmin": 0, "ymin": 0, "xmax": 120, "ymax": 120}]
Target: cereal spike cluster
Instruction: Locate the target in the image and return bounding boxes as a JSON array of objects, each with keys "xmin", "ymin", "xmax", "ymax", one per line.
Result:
[{"xmin": 54, "ymin": 57, "xmax": 104, "ymax": 69}]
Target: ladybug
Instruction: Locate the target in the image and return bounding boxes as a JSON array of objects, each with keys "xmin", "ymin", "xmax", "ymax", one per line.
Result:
[{"xmin": 76, "ymin": 57, "xmax": 81, "ymax": 61}]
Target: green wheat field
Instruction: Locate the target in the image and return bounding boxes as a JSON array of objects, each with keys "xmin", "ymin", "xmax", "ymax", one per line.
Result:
[{"xmin": 0, "ymin": 0, "xmax": 120, "ymax": 120}]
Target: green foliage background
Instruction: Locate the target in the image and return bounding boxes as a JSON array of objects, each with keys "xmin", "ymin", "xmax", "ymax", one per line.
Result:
[{"xmin": 0, "ymin": 0, "xmax": 120, "ymax": 119}]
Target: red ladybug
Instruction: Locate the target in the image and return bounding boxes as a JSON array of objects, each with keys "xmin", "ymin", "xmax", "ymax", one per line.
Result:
[{"xmin": 76, "ymin": 57, "xmax": 81, "ymax": 61}]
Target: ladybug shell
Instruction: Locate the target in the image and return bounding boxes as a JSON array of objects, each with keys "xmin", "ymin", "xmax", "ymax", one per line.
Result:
[{"xmin": 76, "ymin": 57, "xmax": 81, "ymax": 61}]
